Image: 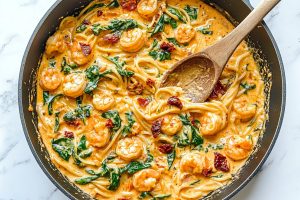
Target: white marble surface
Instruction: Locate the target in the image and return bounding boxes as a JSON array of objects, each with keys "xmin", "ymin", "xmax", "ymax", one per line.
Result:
[{"xmin": 0, "ymin": 0, "xmax": 299, "ymax": 199}]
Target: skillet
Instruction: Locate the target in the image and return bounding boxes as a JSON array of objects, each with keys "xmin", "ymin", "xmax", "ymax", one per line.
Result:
[{"xmin": 18, "ymin": 0, "xmax": 286, "ymax": 199}]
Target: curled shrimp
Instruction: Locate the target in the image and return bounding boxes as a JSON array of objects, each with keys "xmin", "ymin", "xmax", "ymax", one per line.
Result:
[
  {"xmin": 116, "ymin": 137, "xmax": 143, "ymax": 161},
  {"xmin": 45, "ymin": 32, "xmax": 67, "ymax": 57},
  {"xmin": 92, "ymin": 93, "xmax": 115, "ymax": 111},
  {"xmin": 132, "ymin": 169, "xmax": 160, "ymax": 191},
  {"xmin": 161, "ymin": 115, "xmax": 182, "ymax": 136},
  {"xmin": 137, "ymin": 0, "xmax": 158, "ymax": 18},
  {"xmin": 180, "ymin": 152, "xmax": 212, "ymax": 175},
  {"xmin": 175, "ymin": 24, "xmax": 196, "ymax": 44},
  {"xmin": 39, "ymin": 68, "xmax": 62, "ymax": 91},
  {"xmin": 233, "ymin": 96, "xmax": 257, "ymax": 121},
  {"xmin": 62, "ymin": 73, "xmax": 87, "ymax": 98},
  {"xmin": 70, "ymin": 39, "xmax": 93, "ymax": 65},
  {"xmin": 199, "ymin": 112, "xmax": 224, "ymax": 136},
  {"xmin": 224, "ymin": 135, "xmax": 253, "ymax": 161},
  {"xmin": 120, "ymin": 28, "xmax": 146, "ymax": 52},
  {"xmin": 86, "ymin": 121, "xmax": 110, "ymax": 148}
]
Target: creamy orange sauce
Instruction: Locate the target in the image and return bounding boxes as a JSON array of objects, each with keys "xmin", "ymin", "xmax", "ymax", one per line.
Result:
[{"xmin": 36, "ymin": 0, "xmax": 267, "ymax": 199}]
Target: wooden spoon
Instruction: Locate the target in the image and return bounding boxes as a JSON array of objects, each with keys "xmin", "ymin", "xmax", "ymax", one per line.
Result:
[{"xmin": 160, "ymin": 0, "xmax": 280, "ymax": 103}]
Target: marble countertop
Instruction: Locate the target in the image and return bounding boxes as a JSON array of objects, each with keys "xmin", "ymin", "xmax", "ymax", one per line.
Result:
[{"xmin": 0, "ymin": 0, "xmax": 299, "ymax": 199}]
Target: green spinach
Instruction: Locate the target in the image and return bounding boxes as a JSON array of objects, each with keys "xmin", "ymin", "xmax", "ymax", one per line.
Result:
[
  {"xmin": 61, "ymin": 57, "xmax": 78, "ymax": 74},
  {"xmin": 197, "ymin": 24, "xmax": 213, "ymax": 35},
  {"xmin": 240, "ymin": 82, "xmax": 256, "ymax": 94},
  {"xmin": 167, "ymin": 7, "xmax": 186, "ymax": 23},
  {"xmin": 167, "ymin": 148, "xmax": 176, "ymax": 170},
  {"xmin": 91, "ymin": 24, "xmax": 107, "ymax": 35},
  {"xmin": 42, "ymin": 91, "xmax": 63, "ymax": 115},
  {"xmin": 122, "ymin": 111, "xmax": 135, "ymax": 136},
  {"xmin": 84, "ymin": 65, "xmax": 112, "ymax": 94},
  {"xmin": 54, "ymin": 112, "xmax": 60, "ymax": 132},
  {"xmin": 184, "ymin": 5, "xmax": 198, "ymax": 20},
  {"xmin": 63, "ymin": 104, "xmax": 92, "ymax": 124},
  {"xmin": 104, "ymin": 56, "xmax": 134, "ymax": 77},
  {"xmin": 107, "ymin": 0, "xmax": 119, "ymax": 8},
  {"xmin": 101, "ymin": 110, "xmax": 122, "ymax": 132},
  {"xmin": 51, "ymin": 138, "xmax": 74, "ymax": 161},
  {"xmin": 76, "ymin": 23, "xmax": 87, "ymax": 33},
  {"xmin": 178, "ymin": 114, "xmax": 203, "ymax": 147}
]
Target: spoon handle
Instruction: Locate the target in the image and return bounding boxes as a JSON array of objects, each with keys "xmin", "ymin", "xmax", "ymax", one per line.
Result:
[{"xmin": 202, "ymin": 0, "xmax": 280, "ymax": 69}]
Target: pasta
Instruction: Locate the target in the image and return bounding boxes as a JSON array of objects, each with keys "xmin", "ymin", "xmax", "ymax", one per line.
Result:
[{"xmin": 36, "ymin": 0, "xmax": 268, "ymax": 199}]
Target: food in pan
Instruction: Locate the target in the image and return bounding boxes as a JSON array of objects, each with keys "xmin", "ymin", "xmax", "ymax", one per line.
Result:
[{"xmin": 36, "ymin": 0, "xmax": 268, "ymax": 199}]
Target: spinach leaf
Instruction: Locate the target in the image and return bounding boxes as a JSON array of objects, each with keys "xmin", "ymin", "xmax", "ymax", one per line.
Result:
[
  {"xmin": 167, "ymin": 7, "xmax": 186, "ymax": 23},
  {"xmin": 54, "ymin": 112, "xmax": 60, "ymax": 132},
  {"xmin": 49, "ymin": 59, "xmax": 56, "ymax": 68},
  {"xmin": 123, "ymin": 161, "xmax": 151, "ymax": 175},
  {"xmin": 108, "ymin": 169, "xmax": 121, "ymax": 190},
  {"xmin": 167, "ymin": 38, "xmax": 180, "ymax": 47},
  {"xmin": 197, "ymin": 25, "xmax": 213, "ymax": 35},
  {"xmin": 63, "ymin": 105, "xmax": 92, "ymax": 124},
  {"xmin": 122, "ymin": 111, "xmax": 136, "ymax": 136},
  {"xmin": 84, "ymin": 65, "xmax": 112, "ymax": 94},
  {"xmin": 164, "ymin": 14, "xmax": 177, "ymax": 29},
  {"xmin": 78, "ymin": 135, "xmax": 87, "ymax": 151},
  {"xmin": 76, "ymin": 24, "xmax": 87, "ymax": 33},
  {"xmin": 107, "ymin": 0, "xmax": 119, "ymax": 8},
  {"xmin": 43, "ymin": 91, "xmax": 49, "ymax": 105},
  {"xmin": 91, "ymin": 24, "xmax": 107, "ymax": 35},
  {"xmin": 61, "ymin": 57, "xmax": 78, "ymax": 74},
  {"xmin": 139, "ymin": 191, "xmax": 152, "ymax": 199},
  {"xmin": 152, "ymin": 194, "xmax": 171, "ymax": 200},
  {"xmin": 51, "ymin": 138, "xmax": 74, "ymax": 161},
  {"xmin": 240, "ymin": 82, "xmax": 256, "ymax": 94},
  {"xmin": 190, "ymin": 180, "xmax": 201, "ymax": 185},
  {"xmin": 149, "ymin": 50, "xmax": 171, "ymax": 61},
  {"xmin": 101, "ymin": 110, "xmax": 122, "ymax": 132},
  {"xmin": 107, "ymin": 19, "xmax": 138, "ymax": 32},
  {"xmin": 104, "ymin": 56, "xmax": 134, "ymax": 77},
  {"xmin": 43, "ymin": 92, "xmax": 63, "ymax": 115},
  {"xmin": 75, "ymin": 175, "xmax": 99, "ymax": 185},
  {"xmin": 178, "ymin": 114, "xmax": 203, "ymax": 147},
  {"xmin": 167, "ymin": 148, "xmax": 176, "ymax": 170},
  {"xmin": 151, "ymin": 14, "xmax": 165, "ymax": 36},
  {"xmin": 83, "ymin": 3, "xmax": 105, "ymax": 15},
  {"xmin": 184, "ymin": 5, "xmax": 198, "ymax": 20}
]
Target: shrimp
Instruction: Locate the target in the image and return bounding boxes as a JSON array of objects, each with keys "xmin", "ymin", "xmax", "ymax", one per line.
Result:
[
  {"xmin": 39, "ymin": 68, "xmax": 62, "ymax": 91},
  {"xmin": 132, "ymin": 169, "xmax": 160, "ymax": 191},
  {"xmin": 199, "ymin": 112, "xmax": 224, "ymax": 136},
  {"xmin": 175, "ymin": 24, "xmax": 196, "ymax": 44},
  {"xmin": 161, "ymin": 115, "xmax": 182, "ymax": 136},
  {"xmin": 224, "ymin": 135, "xmax": 253, "ymax": 161},
  {"xmin": 233, "ymin": 96, "xmax": 257, "ymax": 121},
  {"xmin": 116, "ymin": 137, "xmax": 143, "ymax": 161},
  {"xmin": 131, "ymin": 122, "xmax": 142, "ymax": 135},
  {"xmin": 86, "ymin": 121, "xmax": 110, "ymax": 148},
  {"xmin": 120, "ymin": 28, "xmax": 146, "ymax": 52},
  {"xmin": 62, "ymin": 73, "xmax": 87, "ymax": 98},
  {"xmin": 137, "ymin": 0, "xmax": 158, "ymax": 18},
  {"xmin": 180, "ymin": 152, "xmax": 213, "ymax": 175},
  {"xmin": 70, "ymin": 39, "xmax": 93, "ymax": 66},
  {"xmin": 92, "ymin": 93, "xmax": 115, "ymax": 111},
  {"xmin": 45, "ymin": 32, "xmax": 67, "ymax": 57}
]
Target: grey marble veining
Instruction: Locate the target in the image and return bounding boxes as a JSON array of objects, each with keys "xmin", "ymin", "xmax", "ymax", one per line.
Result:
[{"xmin": 0, "ymin": 0, "xmax": 299, "ymax": 199}]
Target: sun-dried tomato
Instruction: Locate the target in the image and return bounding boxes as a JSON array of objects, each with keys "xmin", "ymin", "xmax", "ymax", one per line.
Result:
[
  {"xmin": 117, "ymin": 198, "xmax": 129, "ymax": 200},
  {"xmin": 202, "ymin": 168, "xmax": 213, "ymax": 177},
  {"xmin": 151, "ymin": 119, "xmax": 162, "ymax": 138},
  {"xmin": 97, "ymin": 10, "xmax": 103, "ymax": 17},
  {"xmin": 214, "ymin": 152, "xmax": 229, "ymax": 172},
  {"xmin": 105, "ymin": 119, "xmax": 114, "ymax": 129},
  {"xmin": 79, "ymin": 43, "xmax": 92, "ymax": 56},
  {"xmin": 167, "ymin": 96, "xmax": 183, "ymax": 109},
  {"xmin": 120, "ymin": 0, "xmax": 137, "ymax": 11},
  {"xmin": 82, "ymin": 19, "xmax": 90, "ymax": 25},
  {"xmin": 160, "ymin": 42, "xmax": 175, "ymax": 52},
  {"xmin": 158, "ymin": 143, "xmax": 173, "ymax": 154},
  {"xmin": 66, "ymin": 120, "xmax": 81, "ymax": 127},
  {"xmin": 64, "ymin": 131, "xmax": 74, "ymax": 139},
  {"xmin": 209, "ymin": 81, "xmax": 226, "ymax": 99},
  {"xmin": 137, "ymin": 97, "xmax": 150, "ymax": 107},
  {"xmin": 127, "ymin": 79, "xmax": 144, "ymax": 95},
  {"xmin": 103, "ymin": 33, "xmax": 120, "ymax": 44},
  {"xmin": 146, "ymin": 78, "xmax": 155, "ymax": 87}
]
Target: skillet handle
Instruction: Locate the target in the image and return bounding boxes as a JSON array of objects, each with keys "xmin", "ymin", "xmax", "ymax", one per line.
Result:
[{"xmin": 243, "ymin": 0, "xmax": 254, "ymax": 9}]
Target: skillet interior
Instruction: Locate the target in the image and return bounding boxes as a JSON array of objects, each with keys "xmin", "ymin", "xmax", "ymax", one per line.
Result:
[{"xmin": 18, "ymin": 0, "xmax": 285, "ymax": 199}]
